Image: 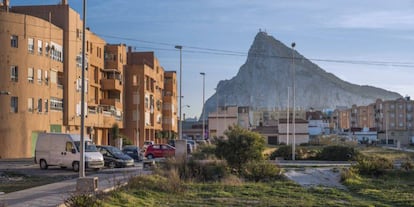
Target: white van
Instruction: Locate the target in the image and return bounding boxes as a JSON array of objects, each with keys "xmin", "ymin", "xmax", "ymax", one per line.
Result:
[{"xmin": 34, "ymin": 133, "xmax": 104, "ymax": 172}]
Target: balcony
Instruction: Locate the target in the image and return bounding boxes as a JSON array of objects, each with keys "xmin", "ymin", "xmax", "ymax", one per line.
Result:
[
  {"xmin": 101, "ymin": 79, "xmax": 122, "ymax": 91},
  {"xmin": 100, "ymin": 98, "xmax": 122, "ymax": 109}
]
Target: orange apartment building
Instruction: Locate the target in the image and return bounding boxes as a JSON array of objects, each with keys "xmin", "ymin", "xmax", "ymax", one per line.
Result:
[
  {"xmin": 122, "ymin": 49, "xmax": 177, "ymax": 147},
  {"xmin": 162, "ymin": 71, "xmax": 178, "ymax": 139},
  {"xmin": 0, "ymin": 1, "xmax": 124, "ymax": 158}
]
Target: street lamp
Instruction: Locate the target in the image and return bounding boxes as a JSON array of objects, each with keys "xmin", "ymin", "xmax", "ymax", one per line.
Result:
[
  {"xmin": 175, "ymin": 45, "xmax": 183, "ymax": 140},
  {"xmin": 200, "ymin": 72, "xmax": 205, "ymax": 140},
  {"xmin": 291, "ymin": 42, "xmax": 296, "ymax": 161},
  {"xmin": 79, "ymin": 0, "xmax": 87, "ymax": 178}
]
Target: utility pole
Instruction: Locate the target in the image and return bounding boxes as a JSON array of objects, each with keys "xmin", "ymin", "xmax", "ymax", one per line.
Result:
[{"xmin": 291, "ymin": 42, "xmax": 296, "ymax": 161}]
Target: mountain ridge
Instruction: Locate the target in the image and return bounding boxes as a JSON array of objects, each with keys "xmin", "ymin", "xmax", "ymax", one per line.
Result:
[{"xmin": 202, "ymin": 32, "xmax": 401, "ymax": 120}]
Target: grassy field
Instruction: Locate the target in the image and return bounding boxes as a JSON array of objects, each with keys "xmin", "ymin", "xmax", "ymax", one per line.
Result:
[
  {"xmin": 358, "ymin": 146, "xmax": 414, "ymax": 160},
  {"xmin": 95, "ymin": 170, "xmax": 414, "ymax": 207}
]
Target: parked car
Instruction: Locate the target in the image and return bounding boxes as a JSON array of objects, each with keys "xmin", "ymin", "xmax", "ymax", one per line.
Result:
[
  {"xmin": 144, "ymin": 144, "xmax": 175, "ymax": 159},
  {"xmin": 143, "ymin": 140, "xmax": 155, "ymax": 149},
  {"xmin": 96, "ymin": 145, "xmax": 134, "ymax": 168},
  {"xmin": 122, "ymin": 145, "xmax": 143, "ymax": 162}
]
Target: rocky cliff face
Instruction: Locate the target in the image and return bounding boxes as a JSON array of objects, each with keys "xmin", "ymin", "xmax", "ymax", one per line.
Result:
[{"xmin": 202, "ymin": 32, "xmax": 401, "ymax": 119}]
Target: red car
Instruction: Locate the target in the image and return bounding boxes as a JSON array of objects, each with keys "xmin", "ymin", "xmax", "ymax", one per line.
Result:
[{"xmin": 144, "ymin": 144, "xmax": 175, "ymax": 159}]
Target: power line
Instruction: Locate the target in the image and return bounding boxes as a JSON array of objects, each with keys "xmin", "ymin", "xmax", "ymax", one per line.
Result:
[{"xmin": 1, "ymin": 18, "xmax": 413, "ymax": 68}]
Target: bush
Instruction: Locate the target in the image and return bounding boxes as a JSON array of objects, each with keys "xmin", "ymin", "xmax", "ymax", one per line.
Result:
[
  {"xmin": 269, "ymin": 145, "xmax": 291, "ymax": 160},
  {"xmin": 64, "ymin": 193, "xmax": 103, "ymax": 207},
  {"xmin": 215, "ymin": 125, "xmax": 265, "ymax": 172},
  {"xmin": 269, "ymin": 145, "xmax": 317, "ymax": 160},
  {"xmin": 354, "ymin": 156, "xmax": 393, "ymax": 177},
  {"xmin": 401, "ymin": 159, "xmax": 414, "ymax": 171},
  {"xmin": 156, "ymin": 158, "xmax": 229, "ymax": 182},
  {"xmin": 317, "ymin": 145, "xmax": 359, "ymax": 161},
  {"xmin": 340, "ymin": 167, "xmax": 360, "ymax": 183},
  {"xmin": 191, "ymin": 144, "xmax": 216, "ymax": 160},
  {"xmin": 242, "ymin": 161, "xmax": 283, "ymax": 182}
]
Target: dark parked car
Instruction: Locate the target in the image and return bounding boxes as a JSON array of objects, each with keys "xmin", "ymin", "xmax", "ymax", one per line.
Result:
[
  {"xmin": 144, "ymin": 144, "xmax": 175, "ymax": 159},
  {"xmin": 122, "ymin": 145, "xmax": 143, "ymax": 162},
  {"xmin": 96, "ymin": 145, "xmax": 134, "ymax": 168}
]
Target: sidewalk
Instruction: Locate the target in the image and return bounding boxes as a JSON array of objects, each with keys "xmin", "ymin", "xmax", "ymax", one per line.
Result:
[{"xmin": 0, "ymin": 168, "xmax": 149, "ymax": 207}]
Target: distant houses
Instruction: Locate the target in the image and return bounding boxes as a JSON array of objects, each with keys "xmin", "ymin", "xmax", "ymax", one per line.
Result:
[{"xmin": 183, "ymin": 97, "xmax": 414, "ymax": 147}]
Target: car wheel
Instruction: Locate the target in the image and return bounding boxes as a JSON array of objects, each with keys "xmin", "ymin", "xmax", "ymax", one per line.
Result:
[
  {"xmin": 40, "ymin": 159, "xmax": 48, "ymax": 170},
  {"xmin": 147, "ymin": 154, "xmax": 154, "ymax": 159},
  {"xmin": 72, "ymin": 161, "xmax": 80, "ymax": 172},
  {"xmin": 108, "ymin": 161, "xmax": 116, "ymax": 169}
]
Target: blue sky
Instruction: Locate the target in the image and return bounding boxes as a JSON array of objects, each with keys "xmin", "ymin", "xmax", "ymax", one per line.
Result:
[{"xmin": 13, "ymin": 0, "xmax": 414, "ymax": 118}]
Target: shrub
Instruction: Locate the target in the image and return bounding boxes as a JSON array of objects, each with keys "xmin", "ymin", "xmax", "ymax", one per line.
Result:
[
  {"xmin": 155, "ymin": 158, "xmax": 229, "ymax": 182},
  {"xmin": 64, "ymin": 193, "xmax": 103, "ymax": 207},
  {"xmin": 340, "ymin": 167, "xmax": 360, "ymax": 183},
  {"xmin": 269, "ymin": 145, "xmax": 291, "ymax": 160},
  {"xmin": 400, "ymin": 159, "xmax": 414, "ymax": 171},
  {"xmin": 191, "ymin": 144, "xmax": 217, "ymax": 160},
  {"xmin": 354, "ymin": 156, "xmax": 393, "ymax": 177},
  {"xmin": 269, "ymin": 145, "xmax": 316, "ymax": 160},
  {"xmin": 317, "ymin": 145, "xmax": 359, "ymax": 161},
  {"xmin": 215, "ymin": 125, "xmax": 265, "ymax": 172},
  {"xmin": 242, "ymin": 161, "xmax": 283, "ymax": 182}
]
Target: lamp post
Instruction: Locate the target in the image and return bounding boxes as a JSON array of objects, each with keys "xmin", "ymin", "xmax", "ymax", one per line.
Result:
[
  {"xmin": 291, "ymin": 42, "xmax": 296, "ymax": 161},
  {"xmin": 79, "ymin": 0, "xmax": 87, "ymax": 178},
  {"xmin": 175, "ymin": 45, "xmax": 183, "ymax": 140},
  {"xmin": 287, "ymin": 87, "xmax": 290, "ymax": 145},
  {"xmin": 200, "ymin": 72, "xmax": 205, "ymax": 139}
]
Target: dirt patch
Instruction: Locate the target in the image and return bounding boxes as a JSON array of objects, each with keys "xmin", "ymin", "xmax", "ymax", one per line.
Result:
[{"xmin": 284, "ymin": 167, "xmax": 346, "ymax": 189}]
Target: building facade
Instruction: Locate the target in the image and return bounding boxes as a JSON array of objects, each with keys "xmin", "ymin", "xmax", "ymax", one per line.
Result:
[
  {"xmin": 122, "ymin": 49, "xmax": 177, "ymax": 147},
  {"xmin": 0, "ymin": 1, "xmax": 125, "ymax": 158}
]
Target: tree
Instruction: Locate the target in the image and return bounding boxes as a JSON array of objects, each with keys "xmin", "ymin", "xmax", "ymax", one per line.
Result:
[
  {"xmin": 215, "ymin": 125, "xmax": 265, "ymax": 173},
  {"xmin": 111, "ymin": 123, "xmax": 120, "ymax": 140}
]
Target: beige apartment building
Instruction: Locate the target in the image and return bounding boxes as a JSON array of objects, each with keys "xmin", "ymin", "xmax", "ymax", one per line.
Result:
[
  {"xmin": 208, "ymin": 105, "xmax": 239, "ymax": 138},
  {"xmin": 122, "ymin": 49, "xmax": 176, "ymax": 147},
  {"xmin": 333, "ymin": 97, "xmax": 414, "ymax": 145},
  {"xmin": 278, "ymin": 118, "xmax": 309, "ymax": 145},
  {"xmin": 0, "ymin": 1, "xmax": 124, "ymax": 158},
  {"xmin": 0, "ymin": 4, "xmax": 64, "ymax": 158}
]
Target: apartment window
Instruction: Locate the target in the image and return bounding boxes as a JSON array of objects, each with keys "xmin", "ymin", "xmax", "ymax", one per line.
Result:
[
  {"xmin": 50, "ymin": 71, "xmax": 57, "ymax": 84},
  {"xmin": 28, "ymin": 98, "xmax": 34, "ymax": 112},
  {"xmin": 38, "ymin": 98, "xmax": 42, "ymax": 112},
  {"xmin": 38, "ymin": 40, "xmax": 43, "ymax": 55},
  {"xmin": 390, "ymin": 104, "xmax": 395, "ymax": 109},
  {"xmin": 44, "ymin": 70, "xmax": 48, "ymax": 85},
  {"xmin": 399, "ymin": 122, "xmax": 403, "ymax": 127},
  {"xmin": 28, "ymin": 68, "xmax": 34, "ymax": 83},
  {"xmin": 10, "ymin": 97, "xmax": 18, "ymax": 113},
  {"xmin": 50, "ymin": 97, "xmax": 63, "ymax": 111},
  {"xmin": 11, "ymin": 35, "xmax": 18, "ymax": 48},
  {"xmin": 28, "ymin": 38, "xmax": 34, "ymax": 53},
  {"xmin": 37, "ymin": 69, "xmax": 42, "ymax": 84},
  {"xmin": 11, "ymin": 66, "xmax": 18, "ymax": 82},
  {"xmin": 45, "ymin": 99, "xmax": 49, "ymax": 113},
  {"xmin": 45, "ymin": 42, "xmax": 49, "ymax": 56},
  {"xmin": 76, "ymin": 78, "xmax": 88, "ymax": 93}
]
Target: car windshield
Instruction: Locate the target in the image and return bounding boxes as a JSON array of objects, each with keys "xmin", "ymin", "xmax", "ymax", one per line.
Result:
[
  {"xmin": 108, "ymin": 146, "xmax": 124, "ymax": 156},
  {"xmin": 74, "ymin": 141, "xmax": 98, "ymax": 152}
]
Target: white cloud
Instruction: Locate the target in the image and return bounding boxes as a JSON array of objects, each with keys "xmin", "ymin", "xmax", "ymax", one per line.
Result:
[{"xmin": 333, "ymin": 11, "xmax": 414, "ymax": 29}]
